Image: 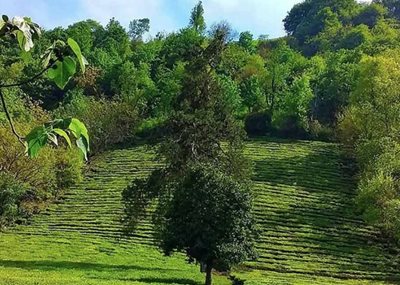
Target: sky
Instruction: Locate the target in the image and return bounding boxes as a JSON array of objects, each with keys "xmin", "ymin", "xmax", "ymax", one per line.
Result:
[{"xmin": 2, "ymin": 0, "xmax": 306, "ymax": 39}]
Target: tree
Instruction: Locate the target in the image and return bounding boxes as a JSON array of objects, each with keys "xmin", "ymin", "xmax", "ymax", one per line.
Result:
[
  {"xmin": 374, "ymin": 0, "xmax": 400, "ymax": 20},
  {"xmin": 160, "ymin": 165, "xmax": 257, "ymax": 285},
  {"xmin": 123, "ymin": 24, "xmax": 257, "ymax": 285},
  {"xmin": 238, "ymin": 31, "xmax": 255, "ymax": 53},
  {"xmin": 311, "ymin": 50, "xmax": 361, "ymax": 125},
  {"xmin": 240, "ymin": 75, "xmax": 265, "ymax": 112},
  {"xmin": 338, "ymin": 49, "xmax": 400, "ymax": 240},
  {"xmin": 189, "ymin": 1, "xmax": 206, "ymax": 33},
  {"xmin": 0, "ymin": 15, "xmax": 90, "ymax": 158},
  {"xmin": 128, "ymin": 18, "xmax": 150, "ymax": 41}
]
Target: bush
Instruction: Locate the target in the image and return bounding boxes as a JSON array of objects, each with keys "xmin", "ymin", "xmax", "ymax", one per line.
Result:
[
  {"xmin": 55, "ymin": 89, "xmax": 140, "ymax": 153},
  {"xmin": 273, "ymin": 115, "xmax": 308, "ymax": 139},
  {"xmin": 54, "ymin": 148, "xmax": 84, "ymax": 191},
  {"xmin": 244, "ymin": 112, "xmax": 272, "ymax": 136},
  {"xmin": 308, "ymin": 120, "xmax": 334, "ymax": 141},
  {"xmin": 356, "ymin": 143, "xmax": 400, "ymax": 240},
  {"xmin": 0, "ymin": 173, "xmax": 28, "ymax": 227},
  {"xmin": 0, "ymin": 96, "xmax": 85, "ymax": 224}
]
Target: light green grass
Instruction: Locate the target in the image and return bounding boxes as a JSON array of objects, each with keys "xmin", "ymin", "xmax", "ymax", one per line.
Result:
[{"xmin": 1, "ymin": 139, "xmax": 400, "ymax": 285}]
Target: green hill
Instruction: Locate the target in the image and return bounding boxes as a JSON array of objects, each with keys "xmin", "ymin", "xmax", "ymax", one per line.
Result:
[{"xmin": 0, "ymin": 139, "xmax": 399, "ymax": 285}]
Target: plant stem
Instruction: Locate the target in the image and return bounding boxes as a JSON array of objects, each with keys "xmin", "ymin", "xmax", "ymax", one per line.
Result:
[
  {"xmin": 0, "ymin": 63, "xmax": 54, "ymax": 88},
  {"xmin": 0, "ymin": 88, "xmax": 25, "ymax": 145}
]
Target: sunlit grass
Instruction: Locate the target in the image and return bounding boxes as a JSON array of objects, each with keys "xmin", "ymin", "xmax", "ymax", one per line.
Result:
[{"xmin": 1, "ymin": 139, "xmax": 399, "ymax": 284}]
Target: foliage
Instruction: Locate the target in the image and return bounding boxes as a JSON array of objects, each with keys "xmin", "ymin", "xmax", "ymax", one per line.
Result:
[
  {"xmin": 124, "ymin": 21, "xmax": 256, "ymax": 285},
  {"xmin": 339, "ymin": 49, "xmax": 400, "ymax": 240},
  {"xmin": 160, "ymin": 164, "xmax": 258, "ymax": 275},
  {"xmin": 54, "ymin": 89, "xmax": 139, "ymax": 153},
  {"xmin": 189, "ymin": 1, "xmax": 206, "ymax": 33},
  {"xmin": 0, "ymin": 173, "xmax": 27, "ymax": 227},
  {"xmin": 0, "ymin": 117, "xmax": 84, "ymax": 225},
  {"xmin": 129, "ymin": 18, "xmax": 150, "ymax": 41},
  {"xmin": 244, "ymin": 112, "xmax": 272, "ymax": 136}
]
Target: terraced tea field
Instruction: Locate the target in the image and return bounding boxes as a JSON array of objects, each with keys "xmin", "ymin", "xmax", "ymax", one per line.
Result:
[{"xmin": 1, "ymin": 139, "xmax": 400, "ymax": 285}]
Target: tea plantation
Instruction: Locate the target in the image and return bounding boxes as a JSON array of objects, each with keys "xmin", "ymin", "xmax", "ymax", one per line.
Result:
[{"xmin": 0, "ymin": 139, "xmax": 399, "ymax": 285}]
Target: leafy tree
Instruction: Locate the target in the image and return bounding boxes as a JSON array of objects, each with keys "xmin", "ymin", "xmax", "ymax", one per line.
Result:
[
  {"xmin": 66, "ymin": 20, "xmax": 102, "ymax": 54},
  {"xmin": 123, "ymin": 24, "xmax": 257, "ymax": 285},
  {"xmin": 238, "ymin": 31, "xmax": 256, "ymax": 53},
  {"xmin": 263, "ymin": 41, "xmax": 308, "ymax": 117},
  {"xmin": 240, "ymin": 75, "xmax": 265, "ymax": 113},
  {"xmin": 338, "ymin": 49, "xmax": 400, "ymax": 239},
  {"xmin": 353, "ymin": 3, "xmax": 387, "ymax": 28},
  {"xmin": 189, "ymin": 1, "xmax": 206, "ymax": 33},
  {"xmin": 374, "ymin": 0, "xmax": 400, "ymax": 20},
  {"xmin": 0, "ymin": 15, "xmax": 89, "ymax": 158},
  {"xmin": 128, "ymin": 18, "xmax": 150, "ymax": 41},
  {"xmin": 311, "ymin": 50, "xmax": 361, "ymax": 125},
  {"xmin": 160, "ymin": 165, "xmax": 257, "ymax": 285}
]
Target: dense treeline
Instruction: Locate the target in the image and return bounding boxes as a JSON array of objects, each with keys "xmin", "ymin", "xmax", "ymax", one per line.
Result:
[{"xmin": 1, "ymin": 0, "xmax": 400, "ymax": 243}]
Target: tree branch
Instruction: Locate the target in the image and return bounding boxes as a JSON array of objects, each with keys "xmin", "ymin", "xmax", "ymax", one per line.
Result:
[
  {"xmin": 0, "ymin": 88, "xmax": 25, "ymax": 145},
  {"xmin": 0, "ymin": 63, "xmax": 55, "ymax": 89}
]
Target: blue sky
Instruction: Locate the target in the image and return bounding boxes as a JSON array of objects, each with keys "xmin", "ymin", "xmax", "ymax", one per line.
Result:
[{"xmin": 1, "ymin": 0, "xmax": 308, "ymax": 39}]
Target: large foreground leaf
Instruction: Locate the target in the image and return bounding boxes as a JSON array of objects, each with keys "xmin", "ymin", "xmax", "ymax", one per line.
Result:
[{"xmin": 48, "ymin": 56, "xmax": 76, "ymax": 89}]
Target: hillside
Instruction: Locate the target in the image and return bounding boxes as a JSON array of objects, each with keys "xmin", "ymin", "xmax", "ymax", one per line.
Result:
[{"xmin": 0, "ymin": 139, "xmax": 399, "ymax": 285}]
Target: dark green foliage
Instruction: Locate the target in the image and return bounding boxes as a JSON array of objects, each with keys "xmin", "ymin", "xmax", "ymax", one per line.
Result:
[
  {"xmin": 244, "ymin": 112, "xmax": 272, "ymax": 136},
  {"xmin": 238, "ymin": 31, "xmax": 256, "ymax": 53},
  {"xmin": 160, "ymin": 164, "xmax": 258, "ymax": 271},
  {"xmin": 311, "ymin": 50, "xmax": 361, "ymax": 125},
  {"xmin": 374, "ymin": 0, "xmax": 400, "ymax": 20},
  {"xmin": 129, "ymin": 18, "xmax": 150, "ymax": 41},
  {"xmin": 0, "ymin": 173, "xmax": 26, "ymax": 227},
  {"xmin": 352, "ymin": 3, "xmax": 387, "ymax": 28}
]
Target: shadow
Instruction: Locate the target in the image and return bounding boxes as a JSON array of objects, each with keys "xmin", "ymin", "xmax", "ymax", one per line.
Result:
[
  {"xmin": 0, "ymin": 259, "xmax": 178, "ymax": 273},
  {"xmin": 247, "ymin": 139, "xmax": 400, "ymax": 281},
  {"xmin": 112, "ymin": 277, "xmax": 201, "ymax": 285}
]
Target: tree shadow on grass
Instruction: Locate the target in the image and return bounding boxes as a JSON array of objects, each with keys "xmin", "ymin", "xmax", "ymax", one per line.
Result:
[
  {"xmin": 110, "ymin": 277, "xmax": 201, "ymax": 285},
  {"xmin": 0, "ymin": 259, "xmax": 180, "ymax": 273}
]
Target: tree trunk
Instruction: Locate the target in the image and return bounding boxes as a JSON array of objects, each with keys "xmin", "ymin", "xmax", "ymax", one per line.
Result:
[{"xmin": 205, "ymin": 264, "xmax": 212, "ymax": 285}]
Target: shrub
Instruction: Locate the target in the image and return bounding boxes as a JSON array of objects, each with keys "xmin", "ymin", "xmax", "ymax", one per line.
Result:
[
  {"xmin": 308, "ymin": 119, "xmax": 334, "ymax": 141},
  {"xmin": 356, "ymin": 143, "xmax": 400, "ymax": 240},
  {"xmin": 244, "ymin": 112, "xmax": 272, "ymax": 136},
  {"xmin": 0, "ymin": 96, "xmax": 85, "ymax": 224},
  {"xmin": 0, "ymin": 173, "xmax": 28, "ymax": 227},
  {"xmin": 55, "ymin": 89, "xmax": 140, "ymax": 153},
  {"xmin": 54, "ymin": 148, "xmax": 84, "ymax": 191},
  {"xmin": 273, "ymin": 115, "xmax": 308, "ymax": 139}
]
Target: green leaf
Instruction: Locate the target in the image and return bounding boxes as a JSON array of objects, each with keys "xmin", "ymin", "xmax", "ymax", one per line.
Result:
[
  {"xmin": 16, "ymin": 30, "xmax": 25, "ymax": 51},
  {"xmin": 68, "ymin": 119, "xmax": 89, "ymax": 146},
  {"xmin": 76, "ymin": 137, "xmax": 88, "ymax": 161},
  {"xmin": 0, "ymin": 17, "xmax": 5, "ymax": 32},
  {"xmin": 25, "ymin": 126, "xmax": 48, "ymax": 158},
  {"xmin": 48, "ymin": 133, "xmax": 58, "ymax": 146},
  {"xmin": 67, "ymin": 38, "xmax": 86, "ymax": 73},
  {"xmin": 53, "ymin": 128, "xmax": 72, "ymax": 148},
  {"xmin": 20, "ymin": 50, "xmax": 32, "ymax": 64},
  {"xmin": 48, "ymin": 56, "xmax": 77, "ymax": 89}
]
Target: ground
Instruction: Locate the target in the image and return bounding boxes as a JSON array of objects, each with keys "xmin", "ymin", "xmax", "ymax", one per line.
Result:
[{"xmin": 0, "ymin": 139, "xmax": 399, "ymax": 285}]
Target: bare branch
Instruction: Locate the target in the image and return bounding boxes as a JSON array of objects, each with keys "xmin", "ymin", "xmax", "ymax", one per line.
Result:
[{"xmin": 0, "ymin": 89, "xmax": 26, "ymax": 146}]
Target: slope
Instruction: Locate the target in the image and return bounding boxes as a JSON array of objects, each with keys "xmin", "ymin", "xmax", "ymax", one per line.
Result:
[{"xmin": 0, "ymin": 139, "xmax": 399, "ymax": 285}]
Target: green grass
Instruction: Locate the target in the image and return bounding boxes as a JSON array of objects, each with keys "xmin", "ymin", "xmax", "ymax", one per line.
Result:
[{"xmin": 1, "ymin": 139, "xmax": 400, "ymax": 284}]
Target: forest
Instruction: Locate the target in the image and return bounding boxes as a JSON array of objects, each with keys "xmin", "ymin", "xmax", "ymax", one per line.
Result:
[{"xmin": 1, "ymin": 0, "xmax": 400, "ymax": 284}]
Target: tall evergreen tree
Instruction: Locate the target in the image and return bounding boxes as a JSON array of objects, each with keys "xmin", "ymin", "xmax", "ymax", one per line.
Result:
[{"xmin": 189, "ymin": 1, "xmax": 206, "ymax": 33}]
